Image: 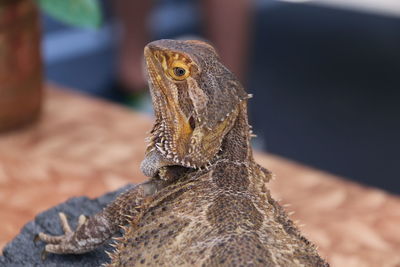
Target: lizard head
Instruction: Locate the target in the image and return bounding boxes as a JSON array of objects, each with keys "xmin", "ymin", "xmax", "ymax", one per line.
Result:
[{"xmin": 141, "ymin": 39, "xmax": 249, "ymax": 176}]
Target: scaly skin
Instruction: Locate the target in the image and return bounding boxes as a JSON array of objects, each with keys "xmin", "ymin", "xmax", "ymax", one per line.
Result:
[{"xmin": 37, "ymin": 39, "xmax": 329, "ymax": 266}]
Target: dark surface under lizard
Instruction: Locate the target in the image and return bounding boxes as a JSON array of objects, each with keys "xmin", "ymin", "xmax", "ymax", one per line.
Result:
[{"xmin": 0, "ymin": 185, "xmax": 133, "ymax": 267}]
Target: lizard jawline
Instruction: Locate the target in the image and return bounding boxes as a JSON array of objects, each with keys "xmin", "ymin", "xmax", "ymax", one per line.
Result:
[{"xmin": 145, "ymin": 49, "xmax": 195, "ymax": 169}]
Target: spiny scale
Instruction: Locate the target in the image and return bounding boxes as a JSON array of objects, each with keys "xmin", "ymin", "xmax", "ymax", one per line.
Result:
[{"xmin": 37, "ymin": 39, "xmax": 328, "ymax": 267}]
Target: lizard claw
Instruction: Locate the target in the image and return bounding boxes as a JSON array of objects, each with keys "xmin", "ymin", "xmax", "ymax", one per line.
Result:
[
  {"xmin": 58, "ymin": 212, "xmax": 72, "ymax": 234},
  {"xmin": 41, "ymin": 249, "xmax": 49, "ymax": 261},
  {"xmin": 35, "ymin": 212, "xmax": 86, "ymax": 254},
  {"xmin": 33, "ymin": 233, "xmax": 41, "ymax": 245}
]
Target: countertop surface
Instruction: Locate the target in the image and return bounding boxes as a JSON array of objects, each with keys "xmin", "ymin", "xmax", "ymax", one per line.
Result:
[{"xmin": 0, "ymin": 85, "xmax": 399, "ymax": 266}]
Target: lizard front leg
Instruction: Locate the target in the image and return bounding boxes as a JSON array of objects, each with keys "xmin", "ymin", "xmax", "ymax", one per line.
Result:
[{"xmin": 35, "ymin": 178, "xmax": 167, "ymax": 257}]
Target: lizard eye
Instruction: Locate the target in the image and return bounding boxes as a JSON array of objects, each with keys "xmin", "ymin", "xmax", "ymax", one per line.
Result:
[
  {"xmin": 168, "ymin": 61, "xmax": 190, "ymax": 81},
  {"xmin": 174, "ymin": 67, "xmax": 186, "ymax": 77}
]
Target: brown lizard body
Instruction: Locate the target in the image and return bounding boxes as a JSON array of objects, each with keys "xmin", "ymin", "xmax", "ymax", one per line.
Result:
[{"xmin": 37, "ymin": 39, "xmax": 329, "ymax": 267}]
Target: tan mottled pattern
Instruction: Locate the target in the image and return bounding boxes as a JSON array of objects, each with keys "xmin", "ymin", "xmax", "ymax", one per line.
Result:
[
  {"xmin": 266, "ymin": 155, "xmax": 400, "ymax": 267},
  {"xmin": 1, "ymin": 86, "xmax": 400, "ymax": 266},
  {"xmin": 0, "ymin": 86, "xmax": 149, "ymax": 251}
]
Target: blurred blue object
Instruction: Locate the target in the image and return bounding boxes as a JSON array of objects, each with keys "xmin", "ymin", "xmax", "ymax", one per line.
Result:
[{"xmin": 42, "ymin": 14, "xmax": 116, "ymax": 98}]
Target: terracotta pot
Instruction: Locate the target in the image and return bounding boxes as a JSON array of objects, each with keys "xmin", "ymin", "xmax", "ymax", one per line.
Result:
[{"xmin": 0, "ymin": 0, "xmax": 43, "ymax": 132}]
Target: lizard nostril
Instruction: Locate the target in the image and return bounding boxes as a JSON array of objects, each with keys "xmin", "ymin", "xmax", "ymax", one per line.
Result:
[{"xmin": 189, "ymin": 116, "xmax": 196, "ymax": 130}]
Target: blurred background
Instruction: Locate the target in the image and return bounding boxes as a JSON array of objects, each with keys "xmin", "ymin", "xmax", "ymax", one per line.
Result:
[{"xmin": 4, "ymin": 0, "xmax": 400, "ymax": 193}]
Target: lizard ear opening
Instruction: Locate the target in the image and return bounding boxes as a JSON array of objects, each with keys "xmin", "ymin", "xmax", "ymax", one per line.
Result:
[{"xmin": 188, "ymin": 116, "xmax": 196, "ymax": 130}]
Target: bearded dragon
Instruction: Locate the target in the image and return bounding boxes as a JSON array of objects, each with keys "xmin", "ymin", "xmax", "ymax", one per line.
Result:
[{"xmin": 36, "ymin": 39, "xmax": 329, "ymax": 266}]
